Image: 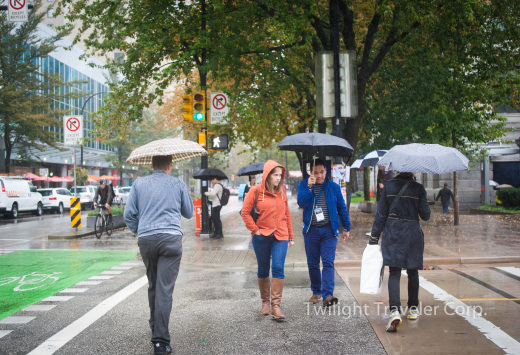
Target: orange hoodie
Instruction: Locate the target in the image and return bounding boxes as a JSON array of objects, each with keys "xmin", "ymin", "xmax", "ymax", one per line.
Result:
[{"xmin": 241, "ymin": 160, "xmax": 294, "ymax": 241}]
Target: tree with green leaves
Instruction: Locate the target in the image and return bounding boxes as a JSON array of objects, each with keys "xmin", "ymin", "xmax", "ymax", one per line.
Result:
[
  {"xmin": 364, "ymin": 0, "xmax": 520, "ymax": 223},
  {"xmin": 0, "ymin": 0, "xmax": 72, "ymax": 174}
]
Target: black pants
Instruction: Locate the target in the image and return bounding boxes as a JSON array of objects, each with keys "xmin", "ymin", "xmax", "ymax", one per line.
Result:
[
  {"xmin": 388, "ymin": 267, "xmax": 419, "ymax": 313},
  {"xmin": 211, "ymin": 205, "xmax": 223, "ymax": 237}
]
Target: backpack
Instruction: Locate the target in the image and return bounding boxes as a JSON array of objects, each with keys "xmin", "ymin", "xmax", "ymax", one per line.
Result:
[{"xmin": 217, "ymin": 183, "xmax": 231, "ymax": 206}]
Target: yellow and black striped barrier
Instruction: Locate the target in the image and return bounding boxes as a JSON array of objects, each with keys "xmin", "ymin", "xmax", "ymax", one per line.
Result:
[{"xmin": 70, "ymin": 197, "xmax": 81, "ymax": 228}]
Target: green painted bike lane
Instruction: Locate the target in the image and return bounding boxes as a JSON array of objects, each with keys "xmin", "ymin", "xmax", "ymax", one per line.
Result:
[{"xmin": 0, "ymin": 250, "xmax": 136, "ymax": 320}]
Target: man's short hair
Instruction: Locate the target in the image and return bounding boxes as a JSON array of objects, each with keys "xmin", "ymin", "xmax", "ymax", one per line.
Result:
[
  {"xmin": 444, "ymin": 183, "xmax": 448, "ymax": 188},
  {"xmin": 152, "ymin": 155, "xmax": 173, "ymax": 170},
  {"xmin": 311, "ymin": 159, "xmax": 326, "ymax": 171}
]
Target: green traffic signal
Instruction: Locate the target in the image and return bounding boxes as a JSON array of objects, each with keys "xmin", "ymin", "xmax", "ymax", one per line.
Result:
[{"xmin": 193, "ymin": 112, "xmax": 204, "ymax": 121}]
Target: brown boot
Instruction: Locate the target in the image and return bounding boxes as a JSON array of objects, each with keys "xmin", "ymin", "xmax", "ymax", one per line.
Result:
[
  {"xmin": 270, "ymin": 278, "xmax": 286, "ymax": 319},
  {"xmin": 257, "ymin": 277, "xmax": 270, "ymax": 315},
  {"xmin": 309, "ymin": 294, "xmax": 321, "ymax": 304}
]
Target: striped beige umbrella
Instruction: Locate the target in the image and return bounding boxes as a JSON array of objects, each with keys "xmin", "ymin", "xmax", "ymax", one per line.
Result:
[{"xmin": 126, "ymin": 138, "xmax": 207, "ymax": 166}]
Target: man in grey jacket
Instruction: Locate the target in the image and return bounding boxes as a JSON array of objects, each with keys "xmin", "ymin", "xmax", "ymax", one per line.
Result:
[{"xmin": 124, "ymin": 155, "xmax": 193, "ymax": 355}]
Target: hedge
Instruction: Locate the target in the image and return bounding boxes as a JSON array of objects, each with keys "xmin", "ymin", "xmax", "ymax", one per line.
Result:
[{"xmin": 496, "ymin": 188, "xmax": 520, "ymax": 208}]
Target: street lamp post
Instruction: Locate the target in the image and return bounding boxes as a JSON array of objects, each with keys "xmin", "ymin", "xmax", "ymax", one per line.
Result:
[{"xmin": 79, "ymin": 92, "xmax": 105, "ymax": 167}]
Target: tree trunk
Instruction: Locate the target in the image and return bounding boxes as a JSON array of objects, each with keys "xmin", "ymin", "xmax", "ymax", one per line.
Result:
[
  {"xmin": 453, "ymin": 171, "xmax": 459, "ymax": 226},
  {"xmin": 363, "ymin": 168, "xmax": 370, "ymax": 201}
]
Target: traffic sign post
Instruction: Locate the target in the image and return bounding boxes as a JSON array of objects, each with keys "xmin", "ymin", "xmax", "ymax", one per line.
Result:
[
  {"xmin": 8, "ymin": 0, "xmax": 28, "ymax": 22},
  {"xmin": 63, "ymin": 115, "xmax": 83, "ymax": 146},
  {"xmin": 209, "ymin": 92, "xmax": 230, "ymax": 125}
]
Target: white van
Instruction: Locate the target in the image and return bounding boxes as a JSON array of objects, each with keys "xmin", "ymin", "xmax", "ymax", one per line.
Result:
[{"xmin": 0, "ymin": 178, "xmax": 43, "ymax": 218}]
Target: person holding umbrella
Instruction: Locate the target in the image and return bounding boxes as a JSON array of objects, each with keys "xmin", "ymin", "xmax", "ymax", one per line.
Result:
[
  {"xmin": 241, "ymin": 160, "xmax": 294, "ymax": 320},
  {"xmin": 205, "ymin": 177, "xmax": 226, "ymax": 239},
  {"xmin": 368, "ymin": 171, "xmax": 430, "ymax": 332},
  {"xmin": 297, "ymin": 159, "xmax": 351, "ymax": 308}
]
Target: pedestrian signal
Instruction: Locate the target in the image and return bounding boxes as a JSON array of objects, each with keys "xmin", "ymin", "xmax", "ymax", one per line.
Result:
[
  {"xmin": 193, "ymin": 92, "xmax": 205, "ymax": 123},
  {"xmin": 182, "ymin": 94, "xmax": 193, "ymax": 123}
]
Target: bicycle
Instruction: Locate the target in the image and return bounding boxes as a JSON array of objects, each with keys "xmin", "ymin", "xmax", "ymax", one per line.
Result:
[{"xmin": 94, "ymin": 205, "xmax": 113, "ymax": 239}]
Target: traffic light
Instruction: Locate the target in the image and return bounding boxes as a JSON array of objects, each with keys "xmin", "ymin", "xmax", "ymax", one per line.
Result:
[
  {"xmin": 192, "ymin": 92, "xmax": 205, "ymax": 123},
  {"xmin": 182, "ymin": 94, "xmax": 193, "ymax": 123},
  {"xmin": 198, "ymin": 131, "xmax": 206, "ymax": 147}
]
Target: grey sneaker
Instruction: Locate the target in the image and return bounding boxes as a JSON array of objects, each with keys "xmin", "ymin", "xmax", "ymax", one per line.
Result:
[
  {"xmin": 407, "ymin": 308, "xmax": 419, "ymax": 320},
  {"xmin": 386, "ymin": 310, "xmax": 402, "ymax": 332}
]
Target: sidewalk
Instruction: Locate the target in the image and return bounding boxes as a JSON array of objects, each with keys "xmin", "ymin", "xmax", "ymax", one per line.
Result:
[{"xmin": 180, "ymin": 197, "xmax": 520, "ymax": 269}]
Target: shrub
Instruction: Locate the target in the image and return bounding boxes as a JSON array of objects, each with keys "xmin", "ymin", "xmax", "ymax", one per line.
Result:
[
  {"xmin": 496, "ymin": 188, "xmax": 520, "ymax": 208},
  {"xmin": 352, "ymin": 190, "xmax": 364, "ymax": 198},
  {"xmin": 88, "ymin": 206, "xmax": 124, "ymax": 217}
]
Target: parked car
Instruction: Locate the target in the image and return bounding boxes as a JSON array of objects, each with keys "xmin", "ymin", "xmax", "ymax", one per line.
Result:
[
  {"xmin": 113, "ymin": 186, "xmax": 131, "ymax": 205},
  {"xmin": 38, "ymin": 188, "xmax": 72, "ymax": 214},
  {"xmin": 70, "ymin": 185, "xmax": 97, "ymax": 209},
  {"xmin": 0, "ymin": 177, "xmax": 43, "ymax": 218}
]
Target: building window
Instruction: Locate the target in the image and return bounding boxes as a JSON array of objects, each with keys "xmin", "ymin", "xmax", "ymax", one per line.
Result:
[{"xmin": 47, "ymin": 8, "xmax": 54, "ymax": 18}]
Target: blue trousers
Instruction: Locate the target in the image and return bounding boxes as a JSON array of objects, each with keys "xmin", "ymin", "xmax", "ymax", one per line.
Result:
[
  {"xmin": 252, "ymin": 234, "xmax": 288, "ymax": 279},
  {"xmin": 442, "ymin": 201, "xmax": 450, "ymax": 213},
  {"xmin": 303, "ymin": 225, "xmax": 338, "ymax": 299}
]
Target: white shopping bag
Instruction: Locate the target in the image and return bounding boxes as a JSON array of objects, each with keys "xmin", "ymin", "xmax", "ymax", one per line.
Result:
[{"xmin": 360, "ymin": 244, "xmax": 384, "ymax": 294}]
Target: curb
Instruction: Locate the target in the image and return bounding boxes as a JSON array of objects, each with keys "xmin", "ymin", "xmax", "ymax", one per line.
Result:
[
  {"xmin": 48, "ymin": 230, "xmax": 95, "ymax": 239},
  {"xmin": 334, "ymin": 255, "xmax": 520, "ymax": 268}
]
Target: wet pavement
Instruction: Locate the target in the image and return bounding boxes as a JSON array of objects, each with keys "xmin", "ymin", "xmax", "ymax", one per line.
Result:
[{"xmin": 1, "ymin": 196, "xmax": 520, "ymax": 354}]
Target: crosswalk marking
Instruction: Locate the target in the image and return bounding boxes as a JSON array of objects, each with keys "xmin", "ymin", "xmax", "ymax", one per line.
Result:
[
  {"xmin": 0, "ymin": 330, "xmax": 13, "ymax": 339},
  {"xmin": 419, "ymin": 274, "xmax": 520, "ymax": 353},
  {"xmin": 100, "ymin": 270, "xmax": 123, "ymax": 275},
  {"xmin": 41, "ymin": 296, "xmax": 74, "ymax": 302},
  {"xmin": 0, "ymin": 316, "xmax": 36, "ymax": 324},
  {"xmin": 76, "ymin": 281, "xmax": 102, "ymax": 286},
  {"xmin": 24, "ymin": 305, "xmax": 57, "ymax": 312},
  {"xmin": 496, "ymin": 266, "xmax": 520, "ymax": 278},
  {"xmin": 59, "ymin": 288, "xmax": 88, "ymax": 293},
  {"xmin": 88, "ymin": 276, "xmax": 113, "ymax": 280},
  {"xmin": 110, "ymin": 266, "xmax": 132, "ymax": 270}
]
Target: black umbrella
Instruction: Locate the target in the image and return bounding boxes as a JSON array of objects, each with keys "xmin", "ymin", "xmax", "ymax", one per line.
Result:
[
  {"xmin": 237, "ymin": 162, "xmax": 265, "ymax": 176},
  {"xmin": 277, "ymin": 132, "xmax": 353, "ymax": 157},
  {"xmin": 193, "ymin": 168, "xmax": 228, "ymax": 180}
]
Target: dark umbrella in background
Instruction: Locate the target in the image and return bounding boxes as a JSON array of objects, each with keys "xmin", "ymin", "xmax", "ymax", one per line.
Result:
[
  {"xmin": 277, "ymin": 132, "xmax": 354, "ymax": 157},
  {"xmin": 193, "ymin": 168, "xmax": 228, "ymax": 180},
  {"xmin": 237, "ymin": 162, "xmax": 265, "ymax": 176}
]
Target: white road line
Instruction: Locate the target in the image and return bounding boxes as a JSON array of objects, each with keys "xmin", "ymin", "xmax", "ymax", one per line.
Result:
[
  {"xmin": 41, "ymin": 296, "xmax": 74, "ymax": 302},
  {"xmin": 496, "ymin": 267, "xmax": 520, "ymax": 278},
  {"xmin": 28, "ymin": 275, "xmax": 148, "ymax": 355},
  {"xmin": 59, "ymin": 288, "xmax": 88, "ymax": 293},
  {"xmin": 88, "ymin": 276, "xmax": 113, "ymax": 280},
  {"xmin": 24, "ymin": 305, "xmax": 56, "ymax": 312},
  {"xmin": 419, "ymin": 275, "xmax": 520, "ymax": 354},
  {"xmin": 100, "ymin": 270, "xmax": 123, "ymax": 275},
  {"xmin": 120, "ymin": 261, "xmax": 141, "ymax": 266},
  {"xmin": 76, "ymin": 281, "xmax": 102, "ymax": 286},
  {"xmin": 110, "ymin": 266, "xmax": 132, "ymax": 270},
  {"xmin": 0, "ymin": 330, "xmax": 13, "ymax": 339},
  {"xmin": 0, "ymin": 316, "xmax": 35, "ymax": 324}
]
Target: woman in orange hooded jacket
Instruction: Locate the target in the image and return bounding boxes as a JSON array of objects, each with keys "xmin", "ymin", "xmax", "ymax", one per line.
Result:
[{"xmin": 241, "ymin": 160, "xmax": 294, "ymax": 319}]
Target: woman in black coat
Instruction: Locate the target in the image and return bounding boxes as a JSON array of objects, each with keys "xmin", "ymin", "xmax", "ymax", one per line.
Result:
[{"xmin": 369, "ymin": 172, "xmax": 430, "ymax": 332}]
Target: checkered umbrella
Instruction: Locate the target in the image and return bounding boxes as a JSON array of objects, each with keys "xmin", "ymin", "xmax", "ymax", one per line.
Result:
[
  {"xmin": 350, "ymin": 150, "xmax": 388, "ymax": 169},
  {"xmin": 377, "ymin": 143, "xmax": 469, "ymax": 174},
  {"xmin": 126, "ymin": 138, "xmax": 207, "ymax": 166}
]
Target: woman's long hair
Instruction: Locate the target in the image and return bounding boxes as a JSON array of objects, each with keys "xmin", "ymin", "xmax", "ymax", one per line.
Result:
[{"xmin": 265, "ymin": 167, "xmax": 284, "ymax": 194}]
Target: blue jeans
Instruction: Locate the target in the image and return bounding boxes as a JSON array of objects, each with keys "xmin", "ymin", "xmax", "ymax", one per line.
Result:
[
  {"xmin": 303, "ymin": 225, "xmax": 338, "ymax": 299},
  {"xmin": 442, "ymin": 201, "xmax": 450, "ymax": 213},
  {"xmin": 252, "ymin": 234, "xmax": 288, "ymax": 279}
]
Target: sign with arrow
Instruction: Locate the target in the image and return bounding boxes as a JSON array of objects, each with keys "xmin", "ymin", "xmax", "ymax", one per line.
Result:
[
  {"xmin": 209, "ymin": 92, "xmax": 230, "ymax": 125},
  {"xmin": 8, "ymin": 0, "xmax": 28, "ymax": 22}
]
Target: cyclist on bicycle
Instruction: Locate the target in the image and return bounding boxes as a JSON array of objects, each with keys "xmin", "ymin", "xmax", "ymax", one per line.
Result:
[{"xmin": 94, "ymin": 178, "xmax": 113, "ymax": 219}]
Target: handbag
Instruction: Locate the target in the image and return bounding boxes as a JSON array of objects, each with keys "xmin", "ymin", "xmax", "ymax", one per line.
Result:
[
  {"xmin": 240, "ymin": 185, "xmax": 260, "ymax": 222},
  {"xmin": 360, "ymin": 244, "xmax": 384, "ymax": 294}
]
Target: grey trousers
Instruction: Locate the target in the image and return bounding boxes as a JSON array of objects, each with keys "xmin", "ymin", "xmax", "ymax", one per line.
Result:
[{"xmin": 138, "ymin": 233, "xmax": 183, "ymax": 345}]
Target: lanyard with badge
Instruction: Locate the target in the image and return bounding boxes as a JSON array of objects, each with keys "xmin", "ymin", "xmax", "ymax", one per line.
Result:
[{"xmin": 313, "ymin": 182, "xmax": 326, "ymax": 222}]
